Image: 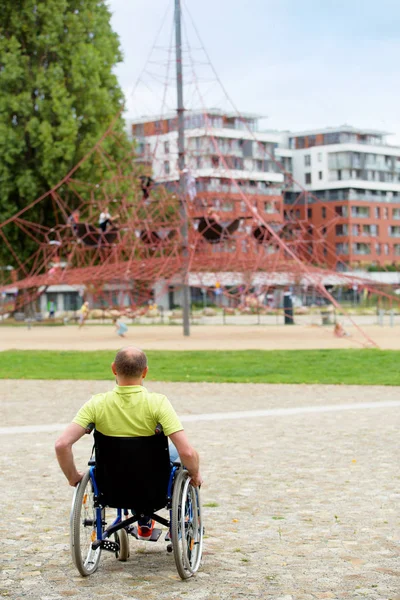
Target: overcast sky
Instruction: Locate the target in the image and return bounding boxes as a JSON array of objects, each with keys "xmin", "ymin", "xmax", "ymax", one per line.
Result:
[{"xmin": 108, "ymin": 0, "xmax": 400, "ymax": 142}]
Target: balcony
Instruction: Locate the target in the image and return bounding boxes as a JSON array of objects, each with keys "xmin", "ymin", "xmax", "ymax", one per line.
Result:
[{"xmin": 196, "ymin": 181, "xmax": 282, "ymax": 197}]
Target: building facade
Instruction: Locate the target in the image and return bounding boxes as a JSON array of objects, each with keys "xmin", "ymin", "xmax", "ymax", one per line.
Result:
[
  {"xmin": 131, "ymin": 115, "xmax": 400, "ymax": 272},
  {"xmin": 131, "ymin": 110, "xmax": 286, "ymax": 257},
  {"xmin": 286, "ymin": 126, "xmax": 400, "ymax": 269}
]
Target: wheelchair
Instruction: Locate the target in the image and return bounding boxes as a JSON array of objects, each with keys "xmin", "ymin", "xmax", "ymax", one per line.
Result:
[{"xmin": 70, "ymin": 425, "xmax": 203, "ymax": 579}]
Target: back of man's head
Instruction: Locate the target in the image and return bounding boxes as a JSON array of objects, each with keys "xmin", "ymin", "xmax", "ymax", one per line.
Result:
[{"xmin": 114, "ymin": 346, "xmax": 148, "ymax": 379}]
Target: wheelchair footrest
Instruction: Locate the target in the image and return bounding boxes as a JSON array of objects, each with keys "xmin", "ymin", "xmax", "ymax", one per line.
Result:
[
  {"xmin": 129, "ymin": 526, "xmax": 162, "ymax": 542},
  {"xmin": 92, "ymin": 539, "xmax": 119, "ymax": 553}
]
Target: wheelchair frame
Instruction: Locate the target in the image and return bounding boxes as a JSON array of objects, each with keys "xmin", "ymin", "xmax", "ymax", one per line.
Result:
[{"xmin": 70, "ymin": 441, "xmax": 203, "ymax": 580}]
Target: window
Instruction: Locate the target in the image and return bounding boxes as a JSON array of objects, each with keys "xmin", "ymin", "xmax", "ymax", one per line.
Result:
[
  {"xmin": 324, "ymin": 132, "xmax": 340, "ymax": 145},
  {"xmin": 304, "ymin": 155, "xmax": 311, "ymax": 167},
  {"xmin": 264, "ymin": 202, "xmax": 276, "ymax": 214},
  {"xmin": 319, "ymin": 171, "xmax": 323, "ymax": 180},
  {"xmin": 164, "ymin": 161, "xmax": 170, "ymax": 175},
  {"xmin": 335, "ymin": 224, "xmax": 348, "ymax": 236},
  {"xmin": 185, "ymin": 114, "xmax": 205, "ymax": 129},
  {"xmin": 352, "ymin": 243, "xmax": 371, "ymax": 255},
  {"xmin": 384, "ymin": 207, "xmax": 389, "ymax": 219},
  {"xmin": 375, "ymin": 243, "xmax": 381, "ymax": 255},
  {"xmin": 384, "ymin": 244, "xmax": 390, "ymax": 255},
  {"xmin": 322, "ymin": 207, "xmax": 326, "ymax": 219},
  {"xmin": 336, "ymin": 243, "xmax": 349, "ymax": 254},
  {"xmin": 335, "ymin": 205, "xmax": 348, "ymax": 217},
  {"xmin": 307, "ymin": 208, "xmax": 313, "ymax": 218},
  {"xmin": 211, "ymin": 156, "xmax": 219, "ymax": 168},
  {"xmin": 212, "ymin": 198, "xmax": 221, "ymax": 210},
  {"xmin": 369, "ymin": 225, "xmax": 378, "ymax": 236},
  {"xmin": 375, "ymin": 207, "xmax": 380, "ymax": 219},
  {"xmin": 322, "ymin": 227, "xmax": 327, "ymax": 236},
  {"xmin": 235, "ymin": 157, "xmax": 244, "ymax": 170},
  {"xmin": 337, "ymin": 170, "xmax": 342, "ymax": 180},
  {"xmin": 351, "ymin": 206, "xmax": 370, "ymax": 218},
  {"xmin": 389, "ymin": 226, "xmax": 400, "ymax": 237},
  {"xmin": 242, "ymin": 140, "xmax": 253, "ymax": 157},
  {"xmin": 196, "ymin": 157, "xmax": 202, "ymax": 169},
  {"xmin": 164, "ymin": 141, "xmax": 169, "ymax": 154},
  {"xmin": 254, "ymin": 160, "xmax": 261, "ymax": 171},
  {"xmin": 305, "ymin": 173, "xmax": 312, "ymax": 185},
  {"xmin": 393, "ymin": 209, "xmax": 400, "ymax": 220},
  {"xmin": 64, "ymin": 292, "xmax": 79, "ymax": 311}
]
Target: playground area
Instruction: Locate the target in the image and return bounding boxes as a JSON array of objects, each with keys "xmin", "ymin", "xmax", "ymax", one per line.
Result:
[
  {"xmin": 1, "ymin": 321, "xmax": 400, "ymax": 351},
  {"xmin": 1, "ymin": 379, "xmax": 399, "ymax": 599}
]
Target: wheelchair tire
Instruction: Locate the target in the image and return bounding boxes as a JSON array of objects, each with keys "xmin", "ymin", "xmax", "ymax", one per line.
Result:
[
  {"xmin": 114, "ymin": 528, "xmax": 129, "ymax": 561},
  {"xmin": 70, "ymin": 470, "xmax": 102, "ymax": 576},
  {"xmin": 171, "ymin": 468, "xmax": 203, "ymax": 579}
]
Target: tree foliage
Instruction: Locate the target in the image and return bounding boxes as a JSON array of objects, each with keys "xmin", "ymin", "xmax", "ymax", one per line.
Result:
[{"xmin": 0, "ymin": 0, "xmax": 130, "ymax": 262}]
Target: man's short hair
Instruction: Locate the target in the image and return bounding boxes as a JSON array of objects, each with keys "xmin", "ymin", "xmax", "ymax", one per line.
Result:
[{"xmin": 114, "ymin": 347, "xmax": 148, "ymax": 378}]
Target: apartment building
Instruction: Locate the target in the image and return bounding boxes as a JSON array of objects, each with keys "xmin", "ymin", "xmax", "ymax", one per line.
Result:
[
  {"xmin": 131, "ymin": 114, "xmax": 400, "ymax": 272},
  {"xmin": 131, "ymin": 110, "xmax": 286, "ymax": 251},
  {"xmin": 285, "ymin": 126, "xmax": 400, "ymax": 269}
]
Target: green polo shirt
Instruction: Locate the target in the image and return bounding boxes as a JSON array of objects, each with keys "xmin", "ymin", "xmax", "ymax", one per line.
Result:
[{"xmin": 73, "ymin": 385, "xmax": 183, "ymax": 437}]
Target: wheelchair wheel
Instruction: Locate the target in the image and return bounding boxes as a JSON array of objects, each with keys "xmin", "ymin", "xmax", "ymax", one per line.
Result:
[
  {"xmin": 114, "ymin": 528, "xmax": 129, "ymax": 561},
  {"xmin": 171, "ymin": 469, "xmax": 203, "ymax": 580},
  {"xmin": 70, "ymin": 470, "xmax": 102, "ymax": 576}
]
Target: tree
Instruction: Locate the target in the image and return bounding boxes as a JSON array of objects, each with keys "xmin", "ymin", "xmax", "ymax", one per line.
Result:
[{"xmin": 0, "ymin": 0, "xmax": 130, "ymax": 263}]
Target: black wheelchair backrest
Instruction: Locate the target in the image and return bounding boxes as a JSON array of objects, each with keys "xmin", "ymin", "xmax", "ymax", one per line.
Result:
[{"xmin": 93, "ymin": 430, "xmax": 171, "ymax": 514}]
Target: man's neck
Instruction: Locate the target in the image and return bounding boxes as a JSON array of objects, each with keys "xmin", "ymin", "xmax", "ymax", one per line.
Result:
[{"xmin": 116, "ymin": 378, "xmax": 143, "ymax": 387}]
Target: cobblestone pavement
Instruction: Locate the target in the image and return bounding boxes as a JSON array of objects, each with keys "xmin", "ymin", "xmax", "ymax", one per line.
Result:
[{"xmin": 1, "ymin": 381, "xmax": 399, "ymax": 600}]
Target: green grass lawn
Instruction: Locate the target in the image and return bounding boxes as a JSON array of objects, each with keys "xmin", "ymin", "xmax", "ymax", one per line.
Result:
[{"xmin": 0, "ymin": 349, "xmax": 399, "ymax": 385}]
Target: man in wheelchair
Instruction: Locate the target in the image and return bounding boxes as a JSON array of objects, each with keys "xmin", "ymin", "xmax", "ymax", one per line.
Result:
[{"xmin": 55, "ymin": 346, "xmax": 203, "ymax": 578}]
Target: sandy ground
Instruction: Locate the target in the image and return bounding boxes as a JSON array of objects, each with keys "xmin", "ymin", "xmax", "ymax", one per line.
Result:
[
  {"xmin": 0, "ymin": 323, "xmax": 400, "ymax": 351},
  {"xmin": 1, "ymin": 380, "xmax": 400, "ymax": 600}
]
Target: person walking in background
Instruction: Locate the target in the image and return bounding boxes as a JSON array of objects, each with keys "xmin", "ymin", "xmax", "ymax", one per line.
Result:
[
  {"xmin": 334, "ymin": 322, "xmax": 350, "ymax": 338},
  {"xmin": 78, "ymin": 301, "xmax": 90, "ymax": 329},
  {"xmin": 48, "ymin": 300, "xmax": 56, "ymax": 319},
  {"xmin": 113, "ymin": 317, "xmax": 128, "ymax": 338}
]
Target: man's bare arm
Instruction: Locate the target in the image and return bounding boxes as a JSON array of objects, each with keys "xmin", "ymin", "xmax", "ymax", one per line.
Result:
[
  {"xmin": 169, "ymin": 430, "xmax": 202, "ymax": 487},
  {"xmin": 55, "ymin": 423, "xmax": 87, "ymax": 487}
]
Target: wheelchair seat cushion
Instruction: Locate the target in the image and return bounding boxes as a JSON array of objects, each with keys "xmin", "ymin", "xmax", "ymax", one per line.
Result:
[{"xmin": 94, "ymin": 430, "xmax": 171, "ymax": 513}]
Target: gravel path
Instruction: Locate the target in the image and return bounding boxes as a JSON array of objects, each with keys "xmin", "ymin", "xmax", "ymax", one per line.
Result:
[{"xmin": 0, "ymin": 380, "xmax": 399, "ymax": 600}]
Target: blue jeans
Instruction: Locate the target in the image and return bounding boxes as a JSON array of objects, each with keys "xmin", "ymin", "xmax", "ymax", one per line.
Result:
[
  {"xmin": 169, "ymin": 441, "xmax": 179, "ymax": 464},
  {"xmin": 137, "ymin": 441, "xmax": 179, "ymax": 527}
]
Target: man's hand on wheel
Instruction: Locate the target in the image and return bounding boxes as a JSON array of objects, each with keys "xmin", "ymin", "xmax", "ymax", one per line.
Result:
[
  {"xmin": 189, "ymin": 472, "xmax": 203, "ymax": 488},
  {"xmin": 69, "ymin": 471, "xmax": 84, "ymax": 487}
]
